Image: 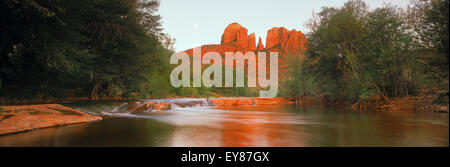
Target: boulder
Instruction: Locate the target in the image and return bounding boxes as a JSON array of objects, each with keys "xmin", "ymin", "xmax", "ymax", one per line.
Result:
[
  {"xmin": 129, "ymin": 101, "xmax": 156, "ymax": 113},
  {"xmin": 153, "ymin": 103, "xmax": 171, "ymax": 111},
  {"xmin": 210, "ymin": 98, "xmax": 239, "ymax": 107}
]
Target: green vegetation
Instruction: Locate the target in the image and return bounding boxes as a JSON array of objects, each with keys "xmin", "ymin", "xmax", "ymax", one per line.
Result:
[
  {"xmin": 0, "ymin": 106, "xmax": 4, "ymax": 113},
  {"xmin": 0, "ymin": 0, "xmax": 176, "ymax": 102},
  {"xmin": 285, "ymin": 0, "xmax": 448, "ymax": 104},
  {"xmin": 1, "ymin": 0, "xmax": 447, "ymax": 104},
  {"xmin": 0, "ymin": 0, "xmax": 254, "ymax": 102}
]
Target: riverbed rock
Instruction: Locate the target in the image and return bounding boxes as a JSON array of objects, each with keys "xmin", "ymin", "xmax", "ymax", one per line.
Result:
[
  {"xmin": 209, "ymin": 98, "xmax": 254, "ymax": 107},
  {"xmin": 0, "ymin": 104, "xmax": 102, "ymax": 136},
  {"xmin": 129, "ymin": 101, "xmax": 156, "ymax": 113},
  {"xmin": 210, "ymin": 99, "xmax": 238, "ymax": 106},
  {"xmin": 153, "ymin": 103, "xmax": 171, "ymax": 111},
  {"xmin": 253, "ymin": 97, "xmax": 288, "ymax": 105}
]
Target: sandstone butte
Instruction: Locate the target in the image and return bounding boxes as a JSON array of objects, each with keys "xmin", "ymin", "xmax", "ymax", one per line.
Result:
[
  {"xmin": 0, "ymin": 104, "xmax": 102, "ymax": 135},
  {"xmin": 183, "ymin": 22, "xmax": 307, "ymax": 76}
]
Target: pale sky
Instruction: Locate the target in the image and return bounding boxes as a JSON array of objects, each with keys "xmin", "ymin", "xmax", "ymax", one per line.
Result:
[{"xmin": 159, "ymin": 0, "xmax": 410, "ymax": 51}]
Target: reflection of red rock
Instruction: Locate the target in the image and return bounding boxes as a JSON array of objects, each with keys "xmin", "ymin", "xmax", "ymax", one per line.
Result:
[{"xmin": 220, "ymin": 105, "xmax": 303, "ymax": 146}]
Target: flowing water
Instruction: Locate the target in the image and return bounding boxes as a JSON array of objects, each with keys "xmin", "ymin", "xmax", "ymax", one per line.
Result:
[{"xmin": 0, "ymin": 98, "xmax": 448, "ymax": 147}]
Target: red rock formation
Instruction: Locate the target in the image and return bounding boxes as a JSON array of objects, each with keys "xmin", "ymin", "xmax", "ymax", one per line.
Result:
[
  {"xmin": 185, "ymin": 22, "xmax": 306, "ymax": 56},
  {"xmin": 221, "ymin": 23, "xmax": 254, "ymax": 49},
  {"xmin": 256, "ymin": 37, "xmax": 264, "ymax": 50},
  {"xmin": 248, "ymin": 33, "xmax": 256, "ymax": 50},
  {"xmin": 183, "ymin": 23, "xmax": 307, "ymax": 80},
  {"xmin": 221, "ymin": 23, "xmax": 244, "ymax": 44},
  {"xmin": 209, "ymin": 98, "xmax": 253, "ymax": 107},
  {"xmin": 265, "ymin": 27, "xmax": 306, "ymax": 54},
  {"xmin": 128, "ymin": 101, "xmax": 156, "ymax": 113},
  {"xmin": 266, "ymin": 27, "xmax": 289, "ymax": 50},
  {"xmin": 209, "ymin": 97, "xmax": 291, "ymax": 107}
]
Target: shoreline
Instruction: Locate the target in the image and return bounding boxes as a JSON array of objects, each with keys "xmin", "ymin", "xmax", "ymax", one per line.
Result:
[
  {"xmin": 0, "ymin": 104, "xmax": 102, "ymax": 136},
  {"xmin": 1, "ymin": 95, "xmax": 447, "ymax": 136},
  {"xmin": 2, "ymin": 95, "xmax": 448, "ymax": 112}
]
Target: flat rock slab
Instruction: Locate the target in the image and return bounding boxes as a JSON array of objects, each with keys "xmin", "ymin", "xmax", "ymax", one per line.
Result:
[
  {"xmin": 0, "ymin": 104, "xmax": 102, "ymax": 135},
  {"xmin": 209, "ymin": 97, "xmax": 291, "ymax": 107}
]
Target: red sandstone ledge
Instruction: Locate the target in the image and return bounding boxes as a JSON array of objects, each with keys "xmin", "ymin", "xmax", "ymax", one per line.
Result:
[
  {"xmin": 209, "ymin": 97, "xmax": 292, "ymax": 107},
  {"xmin": 0, "ymin": 104, "xmax": 102, "ymax": 136}
]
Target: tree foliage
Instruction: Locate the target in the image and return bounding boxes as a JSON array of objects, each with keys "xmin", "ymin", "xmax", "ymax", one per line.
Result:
[
  {"xmin": 292, "ymin": 0, "xmax": 449, "ymax": 103},
  {"xmin": 0, "ymin": 0, "xmax": 175, "ymax": 101}
]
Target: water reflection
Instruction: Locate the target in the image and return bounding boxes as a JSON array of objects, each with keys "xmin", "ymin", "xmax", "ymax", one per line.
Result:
[{"xmin": 0, "ymin": 103, "xmax": 448, "ymax": 147}]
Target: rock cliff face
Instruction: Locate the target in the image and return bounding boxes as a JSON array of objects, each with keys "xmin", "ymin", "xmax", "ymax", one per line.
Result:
[
  {"xmin": 183, "ymin": 22, "xmax": 307, "ymax": 78},
  {"xmin": 256, "ymin": 37, "xmax": 264, "ymax": 50},
  {"xmin": 247, "ymin": 33, "xmax": 256, "ymax": 50},
  {"xmin": 266, "ymin": 27, "xmax": 306, "ymax": 54},
  {"xmin": 220, "ymin": 23, "xmax": 255, "ymax": 50},
  {"xmin": 185, "ymin": 22, "xmax": 306, "ymax": 56}
]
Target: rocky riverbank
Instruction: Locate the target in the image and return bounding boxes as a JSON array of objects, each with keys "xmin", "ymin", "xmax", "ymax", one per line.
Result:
[
  {"xmin": 209, "ymin": 97, "xmax": 292, "ymax": 106},
  {"xmin": 2, "ymin": 95, "xmax": 445, "ymax": 136},
  {"xmin": 0, "ymin": 104, "xmax": 102, "ymax": 135},
  {"xmin": 290, "ymin": 94, "xmax": 449, "ymax": 113}
]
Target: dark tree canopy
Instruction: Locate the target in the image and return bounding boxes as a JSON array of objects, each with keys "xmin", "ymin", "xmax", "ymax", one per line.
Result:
[{"xmin": 0, "ymin": 0, "xmax": 175, "ymax": 102}]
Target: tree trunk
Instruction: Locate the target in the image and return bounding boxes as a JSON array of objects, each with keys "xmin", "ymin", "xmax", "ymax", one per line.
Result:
[
  {"xmin": 90, "ymin": 80, "xmax": 102, "ymax": 99},
  {"xmin": 107, "ymin": 81, "xmax": 113, "ymax": 97}
]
